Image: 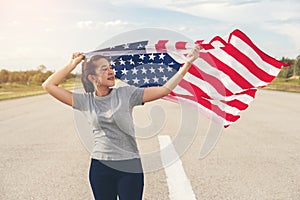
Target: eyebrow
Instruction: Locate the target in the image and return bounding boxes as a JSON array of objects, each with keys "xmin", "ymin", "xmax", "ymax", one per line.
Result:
[{"xmin": 100, "ymin": 65, "xmax": 108, "ymax": 69}]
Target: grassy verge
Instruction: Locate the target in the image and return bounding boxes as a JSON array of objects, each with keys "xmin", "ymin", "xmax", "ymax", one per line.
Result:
[
  {"xmin": 0, "ymin": 78, "xmax": 78, "ymax": 101},
  {"xmin": 263, "ymin": 77, "xmax": 300, "ymax": 93}
]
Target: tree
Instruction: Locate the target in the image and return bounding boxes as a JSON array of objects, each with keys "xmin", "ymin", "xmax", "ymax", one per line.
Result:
[
  {"xmin": 0, "ymin": 69, "xmax": 9, "ymax": 83},
  {"xmin": 37, "ymin": 65, "xmax": 47, "ymax": 73},
  {"xmin": 294, "ymin": 55, "xmax": 300, "ymax": 77},
  {"xmin": 278, "ymin": 57, "xmax": 295, "ymax": 78}
]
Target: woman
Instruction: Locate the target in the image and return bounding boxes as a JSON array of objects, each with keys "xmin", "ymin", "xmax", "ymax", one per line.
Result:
[{"xmin": 42, "ymin": 46, "xmax": 199, "ymax": 200}]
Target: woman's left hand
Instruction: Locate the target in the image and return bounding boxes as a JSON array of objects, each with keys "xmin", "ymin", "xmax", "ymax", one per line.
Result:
[{"xmin": 186, "ymin": 45, "xmax": 200, "ymax": 64}]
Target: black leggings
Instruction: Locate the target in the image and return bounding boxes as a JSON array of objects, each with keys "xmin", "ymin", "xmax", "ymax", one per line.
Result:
[{"xmin": 89, "ymin": 158, "xmax": 144, "ymax": 200}]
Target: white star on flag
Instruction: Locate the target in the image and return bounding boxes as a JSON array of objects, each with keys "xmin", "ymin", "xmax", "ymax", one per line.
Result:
[
  {"xmin": 167, "ymin": 66, "xmax": 173, "ymax": 72},
  {"xmin": 110, "ymin": 60, "xmax": 116, "ymax": 66},
  {"xmin": 159, "ymin": 53, "xmax": 166, "ymax": 60},
  {"xmin": 119, "ymin": 58, "xmax": 126, "ymax": 65},
  {"xmin": 121, "ymin": 68, "xmax": 128, "ymax": 75},
  {"xmin": 141, "ymin": 67, "xmax": 147, "ymax": 74},
  {"xmin": 149, "ymin": 54, "xmax": 156, "ymax": 60},
  {"xmin": 143, "ymin": 77, "xmax": 150, "ymax": 84},
  {"xmin": 153, "ymin": 76, "xmax": 159, "ymax": 83},
  {"xmin": 162, "ymin": 75, "xmax": 168, "ymax": 82},
  {"xmin": 129, "ymin": 59, "xmax": 135, "ymax": 65},
  {"xmin": 123, "ymin": 77, "xmax": 129, "ymax": 83},
  {"xmin": 139, "ymin": 54, "xmax": 145, "ymax": 60},
  {"xmin": 123, "ymin": 43, "xmax": 129, "ymax": 49},
  {"xmin": 149, "ymin": 67, "xmax": 155, "ymax": 73},
  {"xmin": 131, "ymin": 67, "xmax": 138, "ymax": 75},
  {"xmin": 137, "ymin": 44, "xmax": 144, "ymax": 49},
  {"xmin": 158, "ymin": 66, "xmax": 164, "ymax": 73},
  {"xmin": 133, "ymin": 77, "xmax": 140, "ymax": 84}
]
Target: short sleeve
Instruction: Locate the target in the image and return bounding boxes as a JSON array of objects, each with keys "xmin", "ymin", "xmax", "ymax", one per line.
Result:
[
  {"xmin": 72, "ymin": 92, "xmax": 91, "ymax": 111},
  {"xmin": 126, "ymin": 85, "xmax": 144, "ymax": 107}
]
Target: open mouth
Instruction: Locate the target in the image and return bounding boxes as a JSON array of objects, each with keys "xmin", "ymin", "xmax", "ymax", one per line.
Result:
[{"xmin": 107, "ymin": 77, "xmax": 115, "ymax": 81}]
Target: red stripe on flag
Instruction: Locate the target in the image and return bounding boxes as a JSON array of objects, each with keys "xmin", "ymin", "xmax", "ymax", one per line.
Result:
[
  {"xmin": 209, "ymin": 36, "xmax": 227, "ymax": 46},
  {"xmin": 171, "ymin": 93, "xmax": 240, "ymax": 123},
  {"xmin": 195, "ymin": 40, "xmax": 214, "ymax": 50},
  {"xmin": 179, "ymin": 78, "xmax": 211, "ymax": 99},
  {"xmin": 236, "ymin": 88, "xmax": 257, "ymax": 98},
  {"xmin": 188, "ymin": 65, "xmax": 234, "ymax": 97},
  {"xmin": 199, "ymin": 52, "xmax": 255, "ymax": 90},
  {"xmin": 229, "ymin": 29, "xmax": 290, "ymax": 68},
  {"xmin": 222, "ymin": 44, "xmax": 276, "ymax": 83},
  {"xmin": 220, "ymin": 99, "xmax": 249, "ymax": 110},
  {"xmin": 175, "ymin": 42, "xmax": 187, "ymax": 50},
  {"xmin": 155, "ymin": 40, "xmax": 168, "ymax": 53},
  {"xmin": 179, "ymin": 78, "xmax": 250, "ymax": 111}
]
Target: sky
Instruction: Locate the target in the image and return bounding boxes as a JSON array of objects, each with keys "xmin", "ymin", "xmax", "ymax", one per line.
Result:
[{"xmin": 0, "ymin": 0, "xmax": 299, "ymax": 71}]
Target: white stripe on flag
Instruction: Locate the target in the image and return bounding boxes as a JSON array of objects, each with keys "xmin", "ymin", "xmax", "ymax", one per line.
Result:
[
  {"xmin": 171, "ymin": 87, "xmax": 242, "ymax": 116},
  {"xmin": 178, "ymin": 75, "xmax": 255, "ymax": 105},
  {"xmin": 207, "ymin": 99, "xmax": 241, "ymax": 115},
  {"xmin": 209, "ymin": 45, "xmax": 268, "ymax": 86},
  {"xmin": 173, "ymin": 85, "xmax": 193, "ymax": 96},
  {"xmin": 230, "ymin": 35, "xmax": 281, "ymax": 76},
  {"xmin": 193, "ymin": 58, "xmax": 243, "ymax": 93},
  {"xmin": 184, "ymin": 72, "xmax": 226, "ymax": 100},
  {"xmin": 174, "ymin": 96, "xmax": 230, "ymax": 126}
]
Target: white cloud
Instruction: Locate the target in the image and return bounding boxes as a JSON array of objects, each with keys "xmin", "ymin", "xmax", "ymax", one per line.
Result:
[
  {"xmin": 105, "ymin": 20, "xmax": 128, "ymax": 27},
  {"xmin": 77, "ymin": 20, "xmax": 95, "ymax": 29},
  {"xmin": 77, "ymin": 20, "xmax": 131, "ymax": 29}
]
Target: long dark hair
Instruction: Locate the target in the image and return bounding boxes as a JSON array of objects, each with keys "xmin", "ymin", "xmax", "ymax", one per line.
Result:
[{"xmin": 81, "ymin": 55, "xmax": 109, "ymax": 92}]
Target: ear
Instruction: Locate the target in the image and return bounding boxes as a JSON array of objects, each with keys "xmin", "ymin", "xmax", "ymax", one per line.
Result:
[{"xmin": 87, "ymin": 74, "xmax": 96, "ymax": 83}]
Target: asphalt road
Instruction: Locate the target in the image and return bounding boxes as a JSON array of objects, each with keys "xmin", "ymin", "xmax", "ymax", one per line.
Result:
[{"xmin": 0, "ymin": 89, "xmax": 299, "ymax": 200}]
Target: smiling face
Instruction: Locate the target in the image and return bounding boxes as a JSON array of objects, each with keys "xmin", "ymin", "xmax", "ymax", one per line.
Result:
[{"xmin": 89, "ymin": 58, "xmax": 115, "ymax": 88}]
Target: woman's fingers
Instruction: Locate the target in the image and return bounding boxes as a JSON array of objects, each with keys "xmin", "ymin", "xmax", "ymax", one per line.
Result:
[
  {"xmin": 192, "ymin": 45, "xmax": 200, "ymax": 59},
  {"xmin": 72, "ymin": 52, "xmax": 84, "ymax": 59},
  {"xmin": 186, "ymin": 45, "xmax": 200, "ymax": 63},
  {"xmin": 194, "ymin": 45, "xmax": 200, "ymax": 54},
  {"xmin": 70, "ymin": 52, "xmax": 85, "ymax": 66}
]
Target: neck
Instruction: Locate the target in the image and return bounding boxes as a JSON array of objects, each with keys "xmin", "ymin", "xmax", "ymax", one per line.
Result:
[{"xmin": 95, "ymin": 86, "xmax": 111, "ymax": 97}]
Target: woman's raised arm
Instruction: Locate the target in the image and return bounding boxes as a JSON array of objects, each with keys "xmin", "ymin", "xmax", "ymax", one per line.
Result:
[{"xmin": 42, "ymin": 52, "xmax": 85, "ymax": 107}]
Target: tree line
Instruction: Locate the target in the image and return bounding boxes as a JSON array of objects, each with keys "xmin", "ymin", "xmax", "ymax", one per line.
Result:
[
  {"xmin": 278, "ymin": 57, "xmax": 300, "ymax": 78},
  {"xmin": 0, "ymin": 65, "xmax": 76, "ymax": 85}
]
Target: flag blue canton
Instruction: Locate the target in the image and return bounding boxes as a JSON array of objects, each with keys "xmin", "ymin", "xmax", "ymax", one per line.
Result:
[{"xmin": 103, "ymin": 41, "xmax": 181, "ymax": 87}]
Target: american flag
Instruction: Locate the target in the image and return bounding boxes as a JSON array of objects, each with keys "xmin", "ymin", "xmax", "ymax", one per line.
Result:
[{"xmin": 84, "ymin": 29, "xmax": 289, "ymax": 127}]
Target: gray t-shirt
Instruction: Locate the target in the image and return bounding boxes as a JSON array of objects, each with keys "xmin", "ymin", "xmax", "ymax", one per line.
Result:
[{"xmin": 73, "ymin": 85, "xmax": 144, "ymax": 160}]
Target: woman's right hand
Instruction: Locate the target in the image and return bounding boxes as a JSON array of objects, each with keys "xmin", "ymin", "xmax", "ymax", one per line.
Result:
[
  {"xmin": 42, "ymin": 51, "xmax": 85, "ymax": 107},
  {"xmin": 70, "ymin": 52, "xmax": 85, "ymax": 67}
]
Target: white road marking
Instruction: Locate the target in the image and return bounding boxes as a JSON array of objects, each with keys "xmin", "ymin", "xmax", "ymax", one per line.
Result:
[{"xmin": 158, "ymin": 135, "xmax": 196, "ymax": 200}]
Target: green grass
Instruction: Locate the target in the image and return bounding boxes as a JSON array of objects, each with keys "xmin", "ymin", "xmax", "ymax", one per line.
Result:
[
  {"xmin": 0, "ymin": 78, "xmax": 77, "ymax": 101},
  {"xmin": 263, "ymin": 77, "xmax": 300, "ymax": 93},
  {"xmin": 269, "ymin": 77, "xmax": 300, "ymax": 85}
]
